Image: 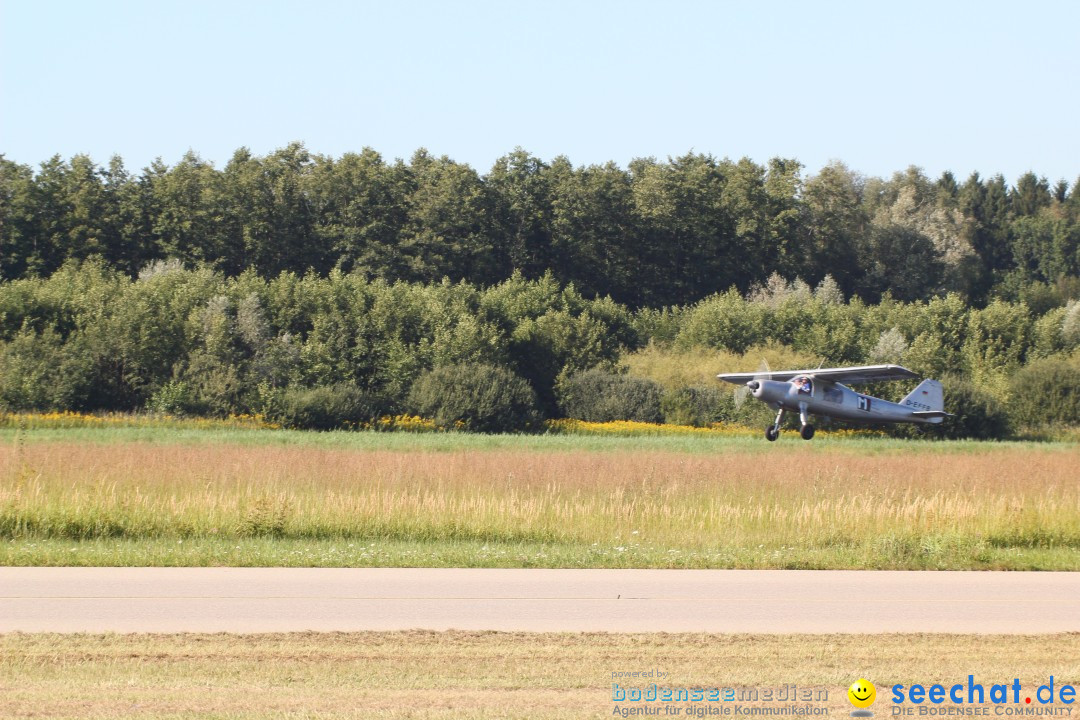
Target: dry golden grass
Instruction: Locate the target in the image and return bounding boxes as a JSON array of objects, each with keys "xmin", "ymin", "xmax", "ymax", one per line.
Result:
[
  {"xmin": 2, "ymin": 439, "xmax": 1079, "ymax": 568},
  {"xmin": 622, "ymin": 343, "xmax": 824, "ymax": 388},
  {"xmin": 1, "ymin": 631, "xmax": 1077, "ymax": 719}
]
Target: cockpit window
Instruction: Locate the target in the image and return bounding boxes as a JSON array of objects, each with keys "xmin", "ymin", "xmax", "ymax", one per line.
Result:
[{"xmin": 794, "ymin": 375, "xmax": 813, "ymax": 395}]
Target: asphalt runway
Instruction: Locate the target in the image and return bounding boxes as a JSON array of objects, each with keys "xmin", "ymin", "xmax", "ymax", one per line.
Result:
[{"xmin": 1, "ymin": 568, "xmax": 1077, "ymax": 633}]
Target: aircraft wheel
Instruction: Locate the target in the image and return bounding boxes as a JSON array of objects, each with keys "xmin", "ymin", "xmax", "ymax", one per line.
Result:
[
  {"xmin": 765, "ymin": 427, "xmax": 779, "ymax": 442},
  {"xmin": 800, "ymin": 424, "xmax": 815, "ymax": 440}
]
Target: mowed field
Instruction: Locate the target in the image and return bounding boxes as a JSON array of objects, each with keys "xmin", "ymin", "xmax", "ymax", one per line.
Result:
[
  {"xmin": 2, "ymin": 631, "xmax": 1078, "ymax": 720},
  {"xmin": 2, "ymin": 428, "xmax": 1078, "ymax": 569}
]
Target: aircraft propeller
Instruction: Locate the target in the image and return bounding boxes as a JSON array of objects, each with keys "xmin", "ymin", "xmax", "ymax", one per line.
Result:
[{"xmin": 734, "ymin": 357, "xmax": 771, "ymax": 409}]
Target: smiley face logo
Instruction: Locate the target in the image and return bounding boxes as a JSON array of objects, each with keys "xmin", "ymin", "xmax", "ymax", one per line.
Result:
[{"xmin": 848, "ymin": 679, "xmax": 876, "ymax": 709}]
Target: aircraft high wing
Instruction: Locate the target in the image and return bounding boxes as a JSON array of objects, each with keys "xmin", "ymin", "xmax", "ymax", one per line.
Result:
[{"xmin": 716, "ymin": 364, "xmax": 920, "ymax": 386}]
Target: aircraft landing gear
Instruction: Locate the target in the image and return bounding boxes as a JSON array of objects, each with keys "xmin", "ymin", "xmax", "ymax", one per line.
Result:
[
  {"xmin": 765, "ymin": 408, "xmax": 784, "ymax": 441},
  {"xmin": 798, "ymin": 402, "xmax": 815, "ymax": 440}
]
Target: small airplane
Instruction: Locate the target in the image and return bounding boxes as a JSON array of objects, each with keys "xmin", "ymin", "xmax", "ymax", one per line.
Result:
[{"xmin": 716, "ymin": 364, "xmax": 952, "ymax": 441}]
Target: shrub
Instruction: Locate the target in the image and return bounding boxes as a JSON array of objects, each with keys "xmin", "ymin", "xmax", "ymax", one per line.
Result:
[
  {"xmin": 1008, "ymin": 358, "xmax": 1080, "ymax": 429},
  {"xmin": 674, "ymin": 290, "xmax": 764, "ymax": 353},
  {"xmin": 555, "ymin": 369, "xmax": 663, "ymax": 423},
  {"xmin": 0, "ymin": 327, "xmax": 99, "ymax": 411},
  {"xmin": 939, "ymin": 375, "xmax": 1011, "ymax": 440},
  {"xmin": 661, "ymin": 385, "xmax": 725, "ymax": 427},
  {"xmin": 146, "ymin": 381, "xmax": 194, "ymax": 415},
  {"xmin": 273, "ymin": 384, "xmax": 391, "ymax": 430},
  {"xmin": 179, "ymin": 352, "xmax": 247, "ymax": 417},
  {"xmin": 407, "ymin": 363, "xmax": 540, "ymax": 433}
]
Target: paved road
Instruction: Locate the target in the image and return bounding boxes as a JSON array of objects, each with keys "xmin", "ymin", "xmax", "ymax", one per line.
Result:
[{"xmin": 1, "ymin": 568, "xmax": 1077, "ymax": 633}]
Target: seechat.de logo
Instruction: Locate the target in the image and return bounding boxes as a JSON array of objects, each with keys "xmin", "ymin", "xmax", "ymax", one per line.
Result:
[{"xmin": 891, "ymin": 676, "xmax": 1077, "ymax": 707}]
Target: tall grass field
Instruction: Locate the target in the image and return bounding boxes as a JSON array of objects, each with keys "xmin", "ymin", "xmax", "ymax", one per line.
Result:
[{"xmin": 2, "ymin": 426, "xmax": 1078, "ymax": 569}]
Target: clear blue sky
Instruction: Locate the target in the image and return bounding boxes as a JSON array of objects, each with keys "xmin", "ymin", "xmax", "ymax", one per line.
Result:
[{"xmin": 2, "ymin": 0, "xmax": 1078, "ymax": 184}]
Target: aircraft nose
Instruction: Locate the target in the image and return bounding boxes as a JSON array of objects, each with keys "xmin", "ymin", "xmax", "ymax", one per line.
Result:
[{"xmin": 746, "ymin": 380, "xmax": 760, "ymax": 392}]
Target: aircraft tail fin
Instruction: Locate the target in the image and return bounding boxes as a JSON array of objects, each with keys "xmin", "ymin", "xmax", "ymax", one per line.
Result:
[{"xmin": 901, "ymin": 379, "xmax": 945, "ymax": 420}]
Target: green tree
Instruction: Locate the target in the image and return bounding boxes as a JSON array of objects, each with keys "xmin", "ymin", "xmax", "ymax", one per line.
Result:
[
  {"xmin": 0, "ymin": 157, "xmax": 37, "ymax": 279},
  {"xmin": 764, "ymin": 157, "xmax": 805, "ymax": 281},
  {"xmin": 486, "ymin": 148, "xmax": 553, "ymax": 277},
  {"xmin": 400, "ymin": 149, "xmax": 500, "ymax": 283},
  {"xmin": 1011, "ymin": 172, "xmax": 1051, "ymax": 217},
  {"xmin": 867, "ymin": 166, "xmax": 976, "ymax": 297},
  {"xmin": 548, "ymin": 157, "xmax": 642, "ymax": 304},
  {"xmin": 630, "ymin": 153, "xmax": 739, "ymax": 305},
  {"xmin": 104, "ymin": 155, "xmax": 155, "ymax": 275},
  {"xmin": 856, "ymin": 225, "xmax": 944, "ymax": 302},
  {"xmin": 960, "ymin": 172, "xmax": 1016, "ymax": 302},
  {"xmin": 1009, "ymin": 213, "xmax": 1079, "ymax": 284},
  {"xmin": 222, "ymin": 143, "xmax": 320, "ymax": 277},
  {"xmin": 145, "ymin": 151, "xmax": 233, "ymax": 271},
  {"xmin": 306, "ymin": 147, "xmax": 410, "ymax": 278},
  {"xmin": 801, "ymin": 161, "xmax": 866, "ymax": 295}
]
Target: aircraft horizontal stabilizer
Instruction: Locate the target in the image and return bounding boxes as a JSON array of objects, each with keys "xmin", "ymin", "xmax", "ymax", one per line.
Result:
[{"xmin": 910, "ymin": 410, "xmax": 952, "ymax": 418}]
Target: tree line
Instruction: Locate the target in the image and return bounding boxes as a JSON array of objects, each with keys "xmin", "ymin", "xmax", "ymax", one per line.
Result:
[
  {"xmin": 1, "ymin": 263, "xmax": 1077, "ymax": 435},
  {"xmin": 2, "ymin": 144, "xmax": 1079, "ymax": 309}
]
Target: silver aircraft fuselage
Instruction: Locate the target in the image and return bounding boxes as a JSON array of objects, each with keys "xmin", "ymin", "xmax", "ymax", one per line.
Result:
[{"xmin": 749, "ymin": 377, "xmax": 940, "ymax": 425}]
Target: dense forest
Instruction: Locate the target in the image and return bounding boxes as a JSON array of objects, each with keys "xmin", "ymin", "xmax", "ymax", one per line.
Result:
[
  {"xmin": 2, "ymin": 144, "xmax": 1079, "ymax": 309},
  {"xmin": 1, "ymin": 146, "xmax": 1078, "ymax": 437}
]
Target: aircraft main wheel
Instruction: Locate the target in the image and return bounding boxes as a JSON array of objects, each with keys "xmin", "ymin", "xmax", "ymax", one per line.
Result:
[
  {"xmin": 800, "ymin": 424, "xmax": 815, "ymax": 440},
  {"xmin": 765, "ymin": 427, "xmax": 779, "ymax": 442}
]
